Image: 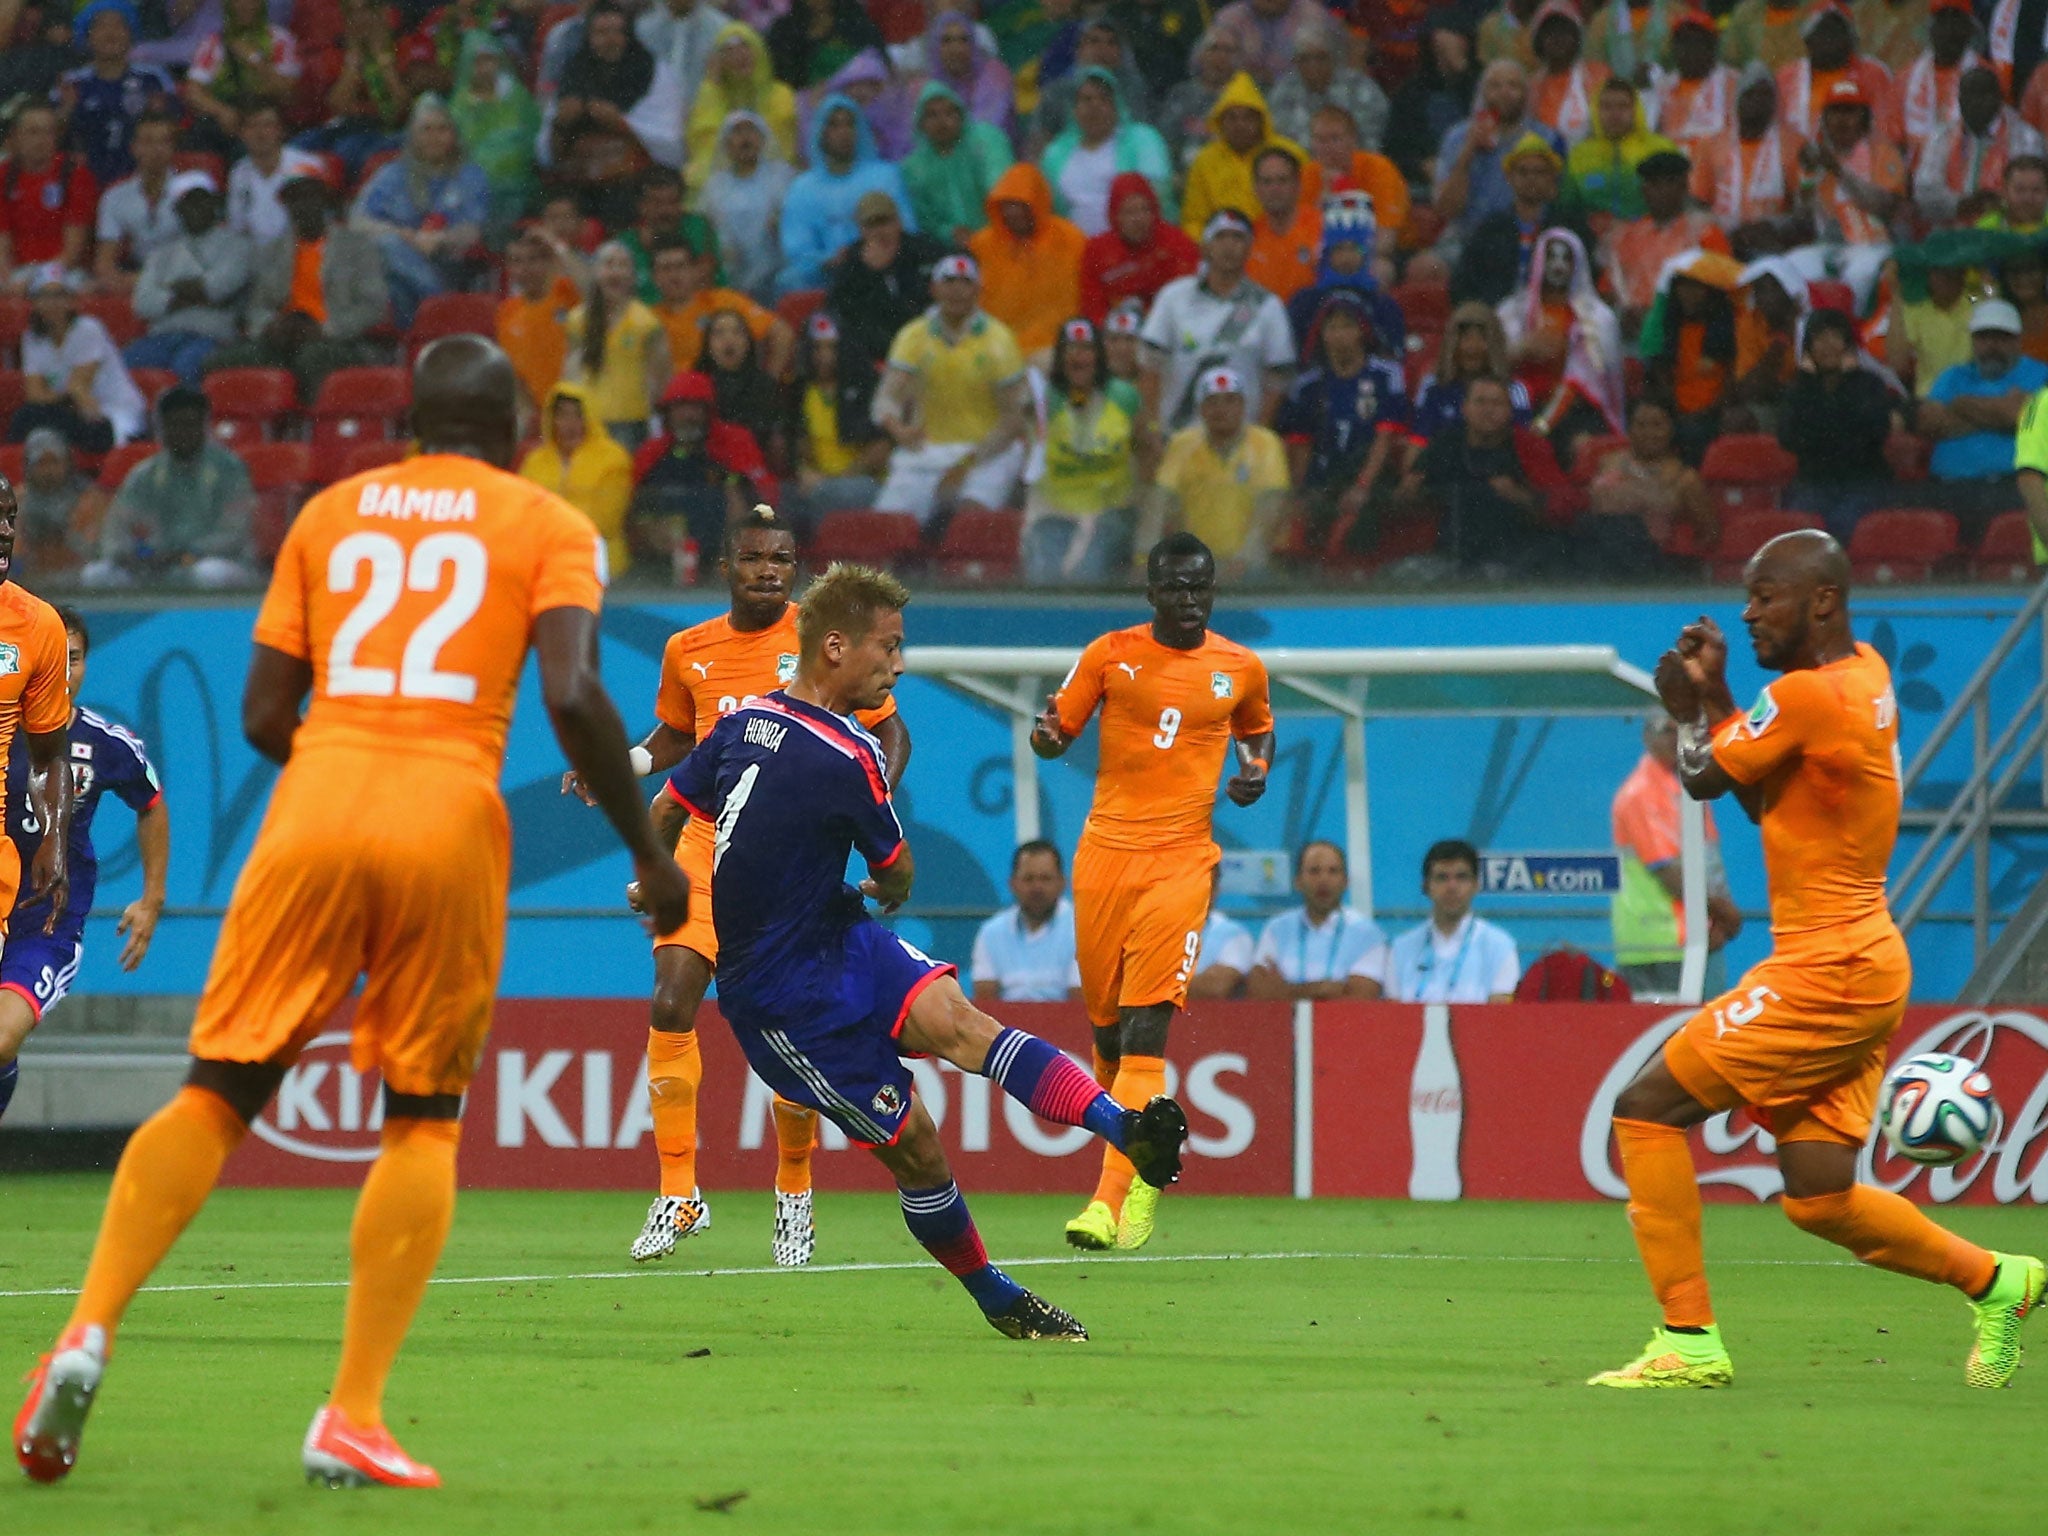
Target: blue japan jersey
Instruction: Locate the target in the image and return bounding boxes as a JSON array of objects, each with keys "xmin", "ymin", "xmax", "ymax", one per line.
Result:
[
  {"xmin": 1276, "ymin": 356, "xmax": 1409, "ymax": 486},
  {"xmin": 665, "ymin": 691, "xmax": 905, "ymax": 1024},
  {"xmin": 6, "ymin": 707, "xmax": 161, "ymax": 930},
  {"xmin": 62, "ymin": 65, "xmax": 175, "ymax": 186}
]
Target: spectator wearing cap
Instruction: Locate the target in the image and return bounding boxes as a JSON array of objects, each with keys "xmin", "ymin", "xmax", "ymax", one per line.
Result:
[
  {"xmin": 497, "ymin": 230, "xmax": 576, "ymax": 420},
  {"xmin": 901, "ymin": 81, "xmax": 1013, "ymax": 248},
  {"xmin": 1243, "ymin": 145, "xmax": 1320, "ymax": 302},
  {"xmin": 0, "ymin": 104, "xmax": 96, "ymax": 291},
  {"xmin": 1779, "ymin": 308, "xmax": 1901, "ymax": 537},
  {"xmin": 1248, "ymin": 842, "xmax": 1385, "ymax": 1001},
  {"xmin": 205, "ymin": 173, "xmax": 387, "ymax": 400},
  {"xmin": 629, "ymin": 370, "xmax": 773, "ymax": 575},
  {"xmin": 825, "ymin": 190, "xmax": 946, "ymax": 432},
  {"xmin": 1853, "ymin": 0, "xmax": 1927, "ymax": 75},
  {"xmin": 1434, "ymin": 61, "xmax": 1568, "ymax": 251},
  {"xmin": 1266, "ymin": 21, "xmax": 1389, "ymax": 151},
  {"xmin": 702, "ymin": 109, "xmax": 796, "ymax": 302},
  {"xmin": 564, "ymin": 241, "xmax": 671, "ymax": 452},
  {"xmin": 1603, "ymin": 149, "xmax": 1730, "ymax": 325},
  {"xmin": 1721, "ymin": 0, "xmax": 1807, "ymax": 72},
  {"xmin": 648, "ymin": 236, "xmax": 791, "ymax": 378},
  {"xmin": 1917, "ymin": 298, "xmax": 2048, "ymax": 525},
  {"xmin": 1390, "ymin": 373, "xmax": 1573, "ymax": 576},
  {"xmin": 1901, "ymin": 0, "xmax": 1983, "ymax": 147},
  {"xmin": 969, "ymin": 841, "xmax": 1081, "ymax": 1003},
  {"xmin": 1181, "ymin": 70, "xmax": 1305, "ymax": 238},
  {"xmin": 15, "ymin": 427, "xmax": 103, "ymax": 573},
  {"xmin": 296, "ymin": 0, "xmax": 412, "ymax": 185},
  {"xmin": 967, "ymin": 163, "xmax": 1086, "ymax": 361},
  {"xmin": 91, "ymin": 112, "xmax": 189, "ymax": 295},
  {"xmin": 1796, "ymin": 77, "xmax": 1906, "ymax": 306},
  {"xmin": 519, "ymin": 383, "xmax": 635, "ymax": 573},
  {"xmin": 1566, "ymin": 79, "xmax": 1678, "ymax": 235},
  {"xmin": 1526, "ymin": 1, "xmax": 1609, "ymax": 147},
  {"xmin": 1284, "ymin": 193, "xmax": 1406, "ymax": 359},
  {"xmin": 1916, "ymin": 69, "xmax": 2047, "ymax": 225},
  {"xmin": 125, "ymin": 175, "xmax": 251, "ymax": 385},
  {"xmin": 59, "ymin": 0, "xmax": 175, "ymax": 190},
  {"xmin": 351, "ymin": 94, "xmax": 491, "ymax": 329},
  {"xmin": 1654, "ymin": 10, "xmax": 1741, "ymax": 160},
  {"xmin": 1279, "ymin": 288, "xmax": 1407, "ymax": 549},
  {"xmin": 1039, "ymin": 64, "xmax": 1175, "ymax": 239},
  {"xmin": 1776, "ymin": 4, "xmax": 1901, "ymax": 144},
  {"xmin": 871, "ymin": 253, "xmax": 1030, "ymax": 525},
  {"xmin": 1144, "ymin": 366, "xmax": 1290, "ymax": 575},
  {"xmin": 85, "ymin": 384, "xmax": 255, "ymax": 588},
  {"xmin": 225, "ymin": 103, "xmax": 323, "ymax": 249},
  {"xmin": 776, "ymin": 92, "xmax": 913, "ymax": 296},
  {"xmin": 1141, "ymin": 210, "xmax": 1295, "ymax": 434},
  {"xmin": 1450, "ymin": 133, "xmax": 1591, "ymax": 307},
  {"xmin": 1346, "ymin": 839, "xmax": 1520, "ymax": 1004},
  {"xmin": 1077, "ymin": 172, "xmax": 1197, "ymax": 322},
  {"xmin": 1690, "ymin": 63, "xmax": 1807, "ymax": 236},
  {"xmin": 1025, "ymin": 315, "xmax": 1139, "ymax": 583},
  {"xmin": 181, "ymin": 0, "xmax": 302, "ymax": 158},
  {"xmin": 11, "ymin": 267, "xmax": 143, "ymax": 450},
  {"xmin": 1103, "ymin": 300, "xmax": 1144, "ymax": 384},
  {"xmin": 792, "ymin": 312, "xmax": 887, "ymax": 529}
]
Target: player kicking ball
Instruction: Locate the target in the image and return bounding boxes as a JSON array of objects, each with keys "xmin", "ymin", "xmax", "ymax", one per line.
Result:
[
  {"xmin": 1593, "ymin": 530, "xmax": 2043, "ymax": 1390},
  {"xmin": 642, "ymin": 562, "xmax": 1188, "ymax": 1340},
  {"xmin": 564, "ymin": 506, "xmax": 910, "ymax": 1267}
]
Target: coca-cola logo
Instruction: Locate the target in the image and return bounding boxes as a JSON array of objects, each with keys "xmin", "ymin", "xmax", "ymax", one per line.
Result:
[
  {"xmin": 1861, "ymin": 1010, "xmax": 2048, "ymax": 1204},
  {"xmin": 248, "ymin": 1033, "xmax": 386, "ymax": 1163}
]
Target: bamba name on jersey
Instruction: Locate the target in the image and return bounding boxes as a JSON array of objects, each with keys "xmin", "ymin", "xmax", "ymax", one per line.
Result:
[{"xmin": 356, "ymin": 484, "xmax": 482, "ymax": 523}]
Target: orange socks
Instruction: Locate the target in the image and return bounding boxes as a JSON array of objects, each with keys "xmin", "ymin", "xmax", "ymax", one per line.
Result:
[
  {"xmin": 1613, "ymin": 1117, "xmax": 1715, "ymax": 1329},
  {"xmin": 328, "ymin": 1117, "xmax": 460, "ymax": 1428},
  {"xmin": 646, "ymin": 1028, "xmax": 702, "ymax": 1197},
  {"xmin": 1782, "ymin": 1184, "xmax": 1998, "ymax": 1296},
  {"xmin": 68, "ymin": 1085, "xmax": 247, "ymax": 1341},
  {"xmin": 1090, "ymin": 1054, "xmax": 1165, "ymax": 1215},
  {"xmin": 1089, "ymin": 1046, "xmax": 1117, "ymax": 1093},
  {"xmin": 772, "ymin": 1097, "xmax": 817, "ymax": 1194}
]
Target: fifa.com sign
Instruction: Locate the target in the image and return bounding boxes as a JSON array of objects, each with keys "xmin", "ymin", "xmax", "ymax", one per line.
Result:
[{"xmin": 220, "ymin": 1000, "xmax": 2048, "ymax": 1206}]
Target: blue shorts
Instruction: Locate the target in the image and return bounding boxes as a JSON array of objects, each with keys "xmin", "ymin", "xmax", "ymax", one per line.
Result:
[
  {"xmin": 722, "ymin": 920, "xmax": 954, "ymax": 1146},
  {"xmin": 1, "ymin": 915, "xmax": 85, "ymax": 1024}
]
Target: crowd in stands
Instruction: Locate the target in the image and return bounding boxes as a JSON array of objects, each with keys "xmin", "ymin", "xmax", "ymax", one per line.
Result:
[{"xmin": 0, "ymin": 0, "xmax": 2046, "ymax": 588}]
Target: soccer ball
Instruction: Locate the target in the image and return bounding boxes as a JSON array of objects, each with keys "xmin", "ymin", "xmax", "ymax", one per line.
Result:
[{"xmin": 1877, "ymin": 1053, "xmax": 1998, "ymax": 1166}]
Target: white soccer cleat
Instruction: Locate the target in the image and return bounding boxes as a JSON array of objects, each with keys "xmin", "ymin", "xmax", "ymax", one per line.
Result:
[
  {"xmin": 629, "ymin": 1191, "xmax": 711, "ymax": 1262},
  {"xmin": 772, "ymin": 1189, "xmax": 815, "ymax": 1267},
  {"xmin": 14, "ymin": 1324, "xmax": 107, "ymax": 1484}
]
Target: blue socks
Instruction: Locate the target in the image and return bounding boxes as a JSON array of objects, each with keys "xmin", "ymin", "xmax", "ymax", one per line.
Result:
[
  {"xmin": 982, "ymin": 1027, "xmax": 1128, "ymax": 1147},
  {"xmin": 0, "ymin": 1058, "xmax": 16, "ymax": 1123},
  {"xmin": 898, "ymin": 1180, "xmax": 1025, "ymax": 1316}
]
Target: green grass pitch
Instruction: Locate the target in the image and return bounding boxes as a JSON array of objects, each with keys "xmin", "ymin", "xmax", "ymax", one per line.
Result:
[{"xmin": 2, "ymin": 1176, "xmax": 2045, "ymax": 1536}]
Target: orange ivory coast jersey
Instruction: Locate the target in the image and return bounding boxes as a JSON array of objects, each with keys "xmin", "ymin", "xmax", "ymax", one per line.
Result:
[
  {"xmin": 1054, "ymin": 624, "xmax": 1273, "ymax": 851},
  {"xmin": 0, "ymin": 582, "xmax": 73, "ymax": 901},
  {"xmin": 1710, "ymin": 642, "xmax": 1901, "ymax": 953},
  {"xmin": 255, "ymin": 454, "xmax": 607, "ymax": 783},
  {"xmin": 653, "ymin": 603, "xmax": 898, "ymax": 738}
]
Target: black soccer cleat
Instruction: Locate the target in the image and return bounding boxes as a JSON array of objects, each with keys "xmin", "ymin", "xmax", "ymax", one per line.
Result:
[
  {"xmin": 988, "ymin": 1291, "xmax": 1089, "ymax": 1342},
  {"xmin": 1121, "ymin": 1095, "xmax": 1189, "ymax": 1191}
]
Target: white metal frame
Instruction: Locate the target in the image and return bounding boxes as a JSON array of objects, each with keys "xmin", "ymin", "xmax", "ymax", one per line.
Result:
[{"xmin": 906, "ymin": 643, "xmax": 1711, "ymax": 1005}]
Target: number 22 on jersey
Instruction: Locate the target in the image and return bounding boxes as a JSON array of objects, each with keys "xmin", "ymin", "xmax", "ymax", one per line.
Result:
[{"xmin": 326, "ymin": 531, "xmax": 487, "ymax": 702}]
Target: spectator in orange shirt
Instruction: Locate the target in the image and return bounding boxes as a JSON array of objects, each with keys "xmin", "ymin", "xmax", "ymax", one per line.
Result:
[
  {"xmin": 1244, "ymin": 146, "xmax": 1320, "ymax": 301},
  {"xmin": 1306, "ymin": 104, "xmax": 1408, "ymax": 280},
  {"xmin": 1692, "ymin": 63, "xmax": 1807, "ymax": 242},
  {"xmin": 648, "ymin": 236, "xmax": 794, "ymax": 377},
  {"xmin": 1602, "ymin": 149, "xmax": 1731, "ymax": 330},
  {"xmin": 1644, "ymin": 253, "xmax": 1742, "ymax": 459},
  {"xmin": 1527, "ymin": 0, "xmax": 1610, "ymax": 147},
  {"xmin": 966, "ymin": 161, "xmax": 1085, "ymax": 360},
  {"xmin": 497, "ymin": 229, "xmax": 576, "ymax": 422},
  {"xmin": 1798, "ymin": 76, "xmax": 1906, "ymax": 305},
  {"xmin": 1776, "ymin": 3, "xmax": 1902, "ymax": 145}
]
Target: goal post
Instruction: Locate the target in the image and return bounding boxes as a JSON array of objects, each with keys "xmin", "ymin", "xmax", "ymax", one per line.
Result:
[{"xmin": 904, "ymin": 643, "xmax": 1712, "ymax": 1005}]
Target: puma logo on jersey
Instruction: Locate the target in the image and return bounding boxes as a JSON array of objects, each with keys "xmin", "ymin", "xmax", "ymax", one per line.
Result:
[
  {"xmin": 690, "ymin": 662, "xmax": 713, "ymax": 678},
  {"xmin": 1115, "ymin": 662, "xmax": 1142, "ymax": 680}
]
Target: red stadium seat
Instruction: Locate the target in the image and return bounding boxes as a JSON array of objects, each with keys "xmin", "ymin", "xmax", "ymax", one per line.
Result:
[
  {"xmin": 409, "ymin": 293, "xmax": 500, "ymax": 357},
  {"xmin": 0, "ymin": 444, "xmax": 24, "ymax": 484},
  {"xmin": 240, "ymin": 440, "xmax": 313, "ymax": 491},
  {"xmin": 776, "ymin": 289, "xmax": 826, "ymax": 334},
  {"xmin": 1709, "ymin": 509, "xmax": 1821, "ymax": 581},
  {"xmin": 78, "ymin": 293, "xmax": 142, "ymax": 346},
  {"xmin": 96, "ymin": 441, "xmax": 156, "ymax": 489},
  {"xmin": 1700, "ymin": 433, "xmax": 1797, "ymax": 513},
  {"xmin": 342, "ymin": 439, "xmax": 412, "ymax": 478},
  {"xmin": 1972, "ymin": 510, "xmax": 2037, "ymax": 582},
  {"xmin": 935, "ymin": 508, "xmax": 1020, "ymax": 582},
  {"xmin": 0, "ymin": 369, "xmax": 23, "ymax": 428},
  {"xmin": 1391, "ymin": 280, "xmax": 1450, "ymax": 334},
  {"xmin": 203, "ymin": 367, "xmax": 298, "ymax": 445},
  {"xmin": 129, "ymin": 367, "xmax": 177, "ymax": 415},
  {"xmin": 0, "ymin": 297, "xmax": 29, "ymax": 365},
  {"xmin": 311, "ymin": 366, "xmax": 409, "ymax": 455},
  {"xmin": 1570, "ymin": 432, "xmax": 1628, "ymax": 485},
  {"xmin": 808, "ymin": 510, "xmax": 925, "ymax": 568},
  {"xmin": 1848, "ymin": 508, "xmax": 1960, "ymax": 583}
]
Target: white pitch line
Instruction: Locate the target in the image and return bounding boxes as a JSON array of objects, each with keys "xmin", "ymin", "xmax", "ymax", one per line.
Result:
[{"xmin": 0, "ymin": 1246, "xmax": 1857, "ymax": 1302}]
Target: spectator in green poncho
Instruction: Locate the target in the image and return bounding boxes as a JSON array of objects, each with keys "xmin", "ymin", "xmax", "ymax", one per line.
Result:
[
  {"xmin": 451, "ymin": 37, "xmax": 539, "ymax": 237},
  {"xmin": 900, "ymin": 81, "xmax": 1013, "ymax": 249}
]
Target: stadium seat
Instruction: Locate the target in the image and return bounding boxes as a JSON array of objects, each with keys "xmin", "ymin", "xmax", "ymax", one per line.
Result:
[
  {"xmin": 0, "ymin": 443, "xmax": 24, "ymax": 484},
  {"xmin": 1971, "ymin": 510, "xmax": 2036, "ymax": 582},
  {"xmin": 0, "ymin": 297, "xmax": 28, "ymax": 365},
  {"xmin": 311, "ymin": 366, "xmax": 410, "ymax": 456},
  {"xmin": 1709, "ymin": 508, "xmax": 1820, "ymax": 581},
  {"xmin": 809, "ymin": 510, "xmax": 925, "ymax": 569},
  {"xmin": 342, "ymin": 438, "xmax": 411, "ymax": 478},
  {"xmin": 96, "ymin": 440, "xmax": 156, "ymax": 489},
  {"xmin": 1848, "ymin": 508, "xmax": 1960, "ymax": 583},
  {"xmin": 1699, "ymin": 433, "xmax": 1797, "ymax": 512},
  {"xmin": 776, "ymin": 289, "xmax": 826, "ymax": 333},
  {"xmin": 0, "ymin": 369, "xmax": 23, "ymax": 428},
  {"xmin": 203, "ymin": 367, "xmax": 298, "ymax": 445},
  {"xmin": 242, "ymin": 442, "xmax": 314, "ymax": 561},
  {"xmin": 129, "ymin": 367, "xmax": 177, "ymax": 415},
  {"xmin": 409, "ymin": 293, "xmax": 500, "ymax": 357},
  {"xmin": 1570, "ymin": 432, "xmax": 1628, "ymax": 485},
  {"xmin": 936, "ymin": 507, "xmax": 1021, "ymax": 582},
  {"xmin": 1391, "ymin": 281, "xmax": 1450, "ymax": 334},
  {"xmin": 78, "ymin": 293, "xmax": 142, "ymax": 346}
]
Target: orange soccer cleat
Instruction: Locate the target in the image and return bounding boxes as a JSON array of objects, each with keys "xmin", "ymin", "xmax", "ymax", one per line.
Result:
[
  {"xmin": 302, "ymin": 1406, "xmax": 441, "ymax": 1489},
  {"xmin": 15, "ymin": 1324, "xmax": 108, "ymax": 1484}
]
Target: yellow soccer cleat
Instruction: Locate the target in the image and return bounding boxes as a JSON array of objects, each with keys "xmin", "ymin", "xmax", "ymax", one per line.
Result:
[
  {"xmin": 1064, "ymin": 1199, "xmax": 1117, "ymax": 1251},
  {"xmin": 1116, "ymin": 1177, "xmax": 1164, "ymax": 1251},
  {"xmin": 1966, "ymin": 1252, "xmax": 2046, "ymax": 1388},
  {"xmin": 1587, "ymin": 1326, "xmax": 1734, "ymax": 1389}
]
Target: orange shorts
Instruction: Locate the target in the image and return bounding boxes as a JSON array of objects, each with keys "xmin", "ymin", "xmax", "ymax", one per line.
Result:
[
  {"xmin": 1662, "ymin": 929, "xmax": 1910, "ymax": 1146},
  {"xmin": 1071, "ymin": 836, "xmax": 1217, "ymax": 1030},
  {"xmin": 654, "ymin": 819, "xmax": 716, "ymax": 961},
  {"xmin": 189, "ymin": 749, "xmax": 510, "ymax": 1099}
]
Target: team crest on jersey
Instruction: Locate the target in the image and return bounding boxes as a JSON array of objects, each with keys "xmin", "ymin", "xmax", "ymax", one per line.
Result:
[
  {"xmin": 1210, "ymin": 671, "xmax": 1233, "ymax": 699},
  {"xmin": 0, "ymin": 643, "xmax": 21, "ymax": 677},
  {"xmin": 1745, "ymin": 687, "xmax": 1778, "ymax": 738},
  {"xmin": 776, "ymin": 652, "xmax": 799, "ymax": 684},
  {"xmin": 872, "ymin": 1084, "xmax": 905, "ymax": 1116}
]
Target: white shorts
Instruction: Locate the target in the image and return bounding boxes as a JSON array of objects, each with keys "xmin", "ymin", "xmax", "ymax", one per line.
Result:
[{"xmin": 874, "ymin": 441, "xmax": 1026, "ymax": 524}]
